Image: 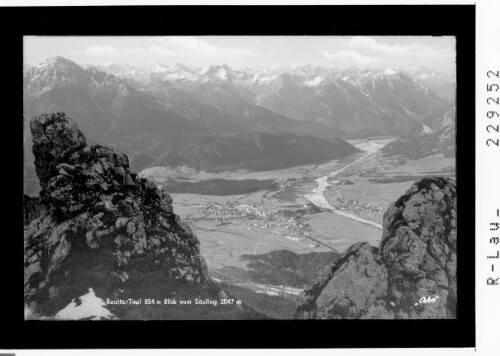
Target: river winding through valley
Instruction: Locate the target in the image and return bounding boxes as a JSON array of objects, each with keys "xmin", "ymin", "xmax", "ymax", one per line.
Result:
[{"xmin": 303, "ymin": 139, "xmax": 391, "ymax": 230}]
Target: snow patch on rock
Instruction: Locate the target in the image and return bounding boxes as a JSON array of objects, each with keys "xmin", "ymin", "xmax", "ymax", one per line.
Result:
[
  {"xmin": 55, "ymin": 288, "xmax": 116, "ymax": 320},
  {"xmin": 304, "ymin": 76, "xmax": 324, "ymax": 87}
]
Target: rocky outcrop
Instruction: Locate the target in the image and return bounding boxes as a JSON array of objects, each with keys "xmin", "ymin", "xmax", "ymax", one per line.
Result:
[
  {"xmin": 380, "ymin": 177, "xmax": 457, "ymax": 319},
  {"xmin": 24, "ymin": 194, "xmax": 46, "ymax": 225},
  {"xmin": 24, "ymin": 113, "xmax": 241, "ymax": 319},
  {"xmin": 296, "ymin": 242, "xmax": 389, "ymax": 319},
  {"xmin": 295, "ymin": 177, "xmax": 457, "ymax": 319}
]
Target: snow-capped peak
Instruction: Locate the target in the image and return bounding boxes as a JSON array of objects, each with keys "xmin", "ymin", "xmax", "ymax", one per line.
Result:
[
  {"xmin": 150, "ymin": 62, "xmax": 171, "ymax": 73},
  {"xmin": 217, "ymin": 67, "xmax": 228, "ymax": 80},
  {"xmin": 304, "ymin": 76, "xmax": 324, "ymax": 87},
  {"xmin": 171, "ymin": 62, "xmax": 193, "ymax": 73},
  {"xmin": 36, "ymin": 56, "xmax": 79, "ymax": 69}
]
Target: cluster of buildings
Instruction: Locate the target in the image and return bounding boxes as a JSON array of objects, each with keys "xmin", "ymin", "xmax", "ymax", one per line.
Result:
[
  {"xmin": 327, "ymin": 187, "xmax": 387, "ymax": 215},
  {"xmin": 181, "ymin": 196, "xmax": 320, "ymax": 248}
]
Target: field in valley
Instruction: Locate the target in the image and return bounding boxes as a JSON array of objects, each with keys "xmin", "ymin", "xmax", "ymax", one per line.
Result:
[{"xmin": 144, "ymin": 137, "xmax": 456, "ymax": 300}]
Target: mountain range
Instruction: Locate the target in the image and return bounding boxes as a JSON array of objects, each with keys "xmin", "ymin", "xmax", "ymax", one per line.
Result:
[
  {"xmin": 98, "ymin": 60, "xmax": 452, "ymax": 137},
  {"xmin": 24, "ymin": 57, "xmax": 455, "ymax": 141},
  {"xmin": 402, "ymin": 66, "xmax": 456, "ymax": 102},
  {"xmin": 24, "ymin": 57, "xmax": 455, "ymax": 194},
  {"xmin": 382, "ymin": 104, "xmax": 456, "ymax": 159}
]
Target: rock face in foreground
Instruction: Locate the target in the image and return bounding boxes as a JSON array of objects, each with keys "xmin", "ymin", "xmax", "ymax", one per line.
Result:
[
  {"xmin": 24, "ymin": 194, "xmax": 46, "ymax": 226},
  {"xmin": 24, "ymin": 113, "xmax": 250, "ymax": 320},
  {"xmin": 295, "ymin": 177, "xmax": 457, "ymax": 319}
]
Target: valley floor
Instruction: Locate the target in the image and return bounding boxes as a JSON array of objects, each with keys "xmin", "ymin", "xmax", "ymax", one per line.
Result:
[{"xmin": 146, "ymin": 137, "xmax": 456, "ymax": 313}]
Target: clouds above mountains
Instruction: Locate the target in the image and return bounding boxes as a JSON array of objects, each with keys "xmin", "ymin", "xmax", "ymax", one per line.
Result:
[
  {"xmin": 25, "ymin": 36, "xmax": 455, "ymax": 71},
  {"xmin": 321, "ymin": 36, "xmax": 455, "ymax": 68},
  {"xmin": 82, "ymin": 37, "xmax": 257, "ymax": 60},
  {"xmin": 321, "ymin": 49, "xmax": 378, "ymax": 66}
]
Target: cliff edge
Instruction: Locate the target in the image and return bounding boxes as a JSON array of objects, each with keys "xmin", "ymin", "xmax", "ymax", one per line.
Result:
[
  {"xmin": 24, "ymin": 113, "xmax": 255, "ymax": 320},
  {"xmin": 295, "ymin": 177, "xmax": 457, "ymax": 319}
]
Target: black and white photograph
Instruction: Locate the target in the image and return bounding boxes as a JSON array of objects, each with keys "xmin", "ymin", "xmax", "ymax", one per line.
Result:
[
  {"xmin": 23, "ymin": 35, "xmax": 459, "ymax": 321},
  {"xmin": 3, "ymin": 1, "xmax": 496, "ymax": 352}
]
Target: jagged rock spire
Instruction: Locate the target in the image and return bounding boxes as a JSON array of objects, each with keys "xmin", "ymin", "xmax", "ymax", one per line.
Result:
[
  {"xmin": 31, "ymin": 113, "xmax": 87, "ymax": 187},
  {"xmin": 24, "ymin": 113, "xmax": 220, "ymax": 319}
]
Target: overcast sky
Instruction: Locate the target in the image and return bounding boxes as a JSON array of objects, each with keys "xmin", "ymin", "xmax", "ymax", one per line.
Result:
[{"xmin": 24, "ymin": 36, "xmax": 456, "ymax": 72}]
